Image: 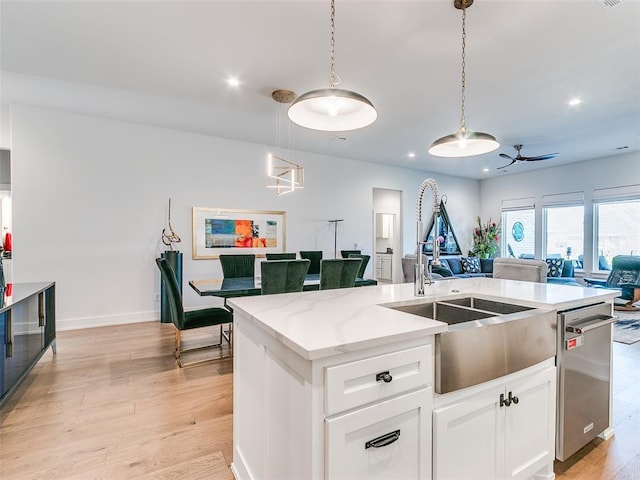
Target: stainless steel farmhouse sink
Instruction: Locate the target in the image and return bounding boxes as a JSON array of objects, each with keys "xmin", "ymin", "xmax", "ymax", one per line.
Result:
[{"xmin": 383, "ymin": 296, "xmax": 557, "ymax": 393}]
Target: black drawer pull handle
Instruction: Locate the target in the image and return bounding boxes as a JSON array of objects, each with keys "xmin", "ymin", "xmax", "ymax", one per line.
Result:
[
  {"xmin": 365, "ymin": 429, "xmax": 401, "ymax": 450},
  {"xmin": 376, "ymin": 371, "xmax": 393, "ymax": 383}
]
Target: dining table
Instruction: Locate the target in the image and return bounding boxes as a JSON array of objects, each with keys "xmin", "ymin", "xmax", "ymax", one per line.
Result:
[{"xmin": 189, "ymin": 274, "xmax": 378, "ymax": 299}]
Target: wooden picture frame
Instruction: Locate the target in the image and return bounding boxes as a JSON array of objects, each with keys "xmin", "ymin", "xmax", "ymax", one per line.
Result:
[{"xmin": 192, "ymin": 207, "xmax": 286, "ymax": 259}]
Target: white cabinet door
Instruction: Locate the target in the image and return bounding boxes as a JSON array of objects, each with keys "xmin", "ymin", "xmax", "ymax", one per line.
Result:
[
  {"xmin": 326, "ymin": 388, "xmax": 432, "ymax": 480},
  {"xmin": 433, "ymin": 365, "xmax": 557, "ymax": 480},
  {"xmin": 433, "ymin": 385, "xmax": 505, "ymax": 480},
  {"xmin": 504, "ymin": 366, "xmax": 556, "ymax": 480}
]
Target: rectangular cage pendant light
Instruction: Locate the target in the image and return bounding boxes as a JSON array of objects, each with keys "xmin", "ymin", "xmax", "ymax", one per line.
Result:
[{"xmin": 266, "ymin": 154, "xmax": 304, "ymax": 195}]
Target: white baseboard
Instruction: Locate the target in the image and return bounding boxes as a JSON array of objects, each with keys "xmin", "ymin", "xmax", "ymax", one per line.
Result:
[{"xmin": 57, "ymin": 310, "xmax": 159, "ymax": 331}]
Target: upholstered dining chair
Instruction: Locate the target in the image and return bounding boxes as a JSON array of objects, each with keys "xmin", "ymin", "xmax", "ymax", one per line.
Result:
[
  {"xmin": 319, "ymin": 258, "xmax": 361, "ymax": 290},
  {"xmin": 299, "ymin": 250, "xmax": 323, "ymax": 275},
  {"xmin": 260, "ymin": 259, "xmax": 310, "ymax": 295},
  {"xmin": 219, "ymin": 254, "xmax": 255, "ymax": 278},
  {"xmin": 340, "ymin": 249, "xmax": 361, "ymax": 258},
  {"xmin": 348, "ymin": 253, "xmax": 370, "ymax": 279},
  {"xmin": 156, "ymin": 257, "xmax": 233, "ymax": 367},
  {"xmin": 493, "ymin": 258, "xmax": 548, "ymax": 283},
  {"xmin": 265, "ymin": 253, "xmax": 297, "ymax": 260}
]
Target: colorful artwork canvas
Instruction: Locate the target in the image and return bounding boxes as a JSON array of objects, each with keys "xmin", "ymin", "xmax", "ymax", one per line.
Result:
[{"xmin": 193, "ymin": 208, "xmax": 285, "ymax": 259}]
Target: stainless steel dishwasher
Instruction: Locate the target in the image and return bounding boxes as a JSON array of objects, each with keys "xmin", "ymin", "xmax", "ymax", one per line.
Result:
[{"xmin": 556, "ymin": 302, "xmax": 617, "ymax": 461}]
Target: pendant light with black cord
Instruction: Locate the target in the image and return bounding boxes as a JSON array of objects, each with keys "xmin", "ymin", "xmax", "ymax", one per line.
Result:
[
  {"xmin": 428, "ymin": 0, "xmax": 499, "ymax": 158},
  {"xmin": 288, "ymin": 0, "xmax": 377, "ymax": 132}
]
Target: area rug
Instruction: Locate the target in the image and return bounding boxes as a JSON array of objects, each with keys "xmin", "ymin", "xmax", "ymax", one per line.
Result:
[{"xmin": 613, "ymin": 318, "xmax": 640, "ymax": 344}]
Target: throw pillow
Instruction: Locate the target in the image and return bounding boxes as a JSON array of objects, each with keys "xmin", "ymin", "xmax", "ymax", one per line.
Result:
[
  {"xmin": 432, "ymin": 264, "xmax": 454, "ymax": 277},
  {"xmin": 545, "ymin": 258, "xmax": 564, "ymax": 277},
  {"xmin": 480, "ymin": 258, "xmax": 494, "ymax": 274},
  {"xmin": 446, "ymin": 257, "xmax": 464, "ymax": 275},
  {"xmin": 461, "ymin": 257, "xmax": 481, "ymax": 274}
]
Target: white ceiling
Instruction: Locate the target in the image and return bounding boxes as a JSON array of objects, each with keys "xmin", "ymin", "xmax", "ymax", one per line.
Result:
[{"xmin": 1, "ymin": 0, "xmax": 639, "ymax": 179}]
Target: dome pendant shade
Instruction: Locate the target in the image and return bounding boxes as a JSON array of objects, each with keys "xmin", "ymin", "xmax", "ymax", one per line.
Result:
[
  {"xmin": 287, "ymin": 88, "xmax": 377, "ymax": 131},
  {"xmin": 428, "ymin": 130, "xmax": 500, "ymax": 157}
]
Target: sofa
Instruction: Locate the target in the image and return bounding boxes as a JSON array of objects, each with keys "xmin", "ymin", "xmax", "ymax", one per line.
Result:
[
  {"xmin": 403, "ymin": 254, "xmax": 580, "ymax": 285},
  {"xmin": 545, "ymin": 259, "xmax": 581, "ymax": 286},
  {"xmin": 424, "ymin": 255, "xmax": 580, "ymax": 285},
  {"xmin": 434, "ymin": 255, "xmax": 494, "ymax": 278}
]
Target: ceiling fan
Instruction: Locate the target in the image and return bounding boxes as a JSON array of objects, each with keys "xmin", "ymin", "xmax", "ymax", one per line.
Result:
[{"xmin": 497, "ymin": 144, "xmax": 559, "ymax": 170}]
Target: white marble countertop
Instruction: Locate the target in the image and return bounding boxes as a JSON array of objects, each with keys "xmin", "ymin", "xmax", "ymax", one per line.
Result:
[{"xmin": 229, "ymin": 278, "xmax": 619, "ymax": 361}]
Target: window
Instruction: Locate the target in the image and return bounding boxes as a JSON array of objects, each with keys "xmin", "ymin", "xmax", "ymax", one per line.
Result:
[
  {"xmin": 543, "ymin": 205, "xmax": 584, "ymax": 265},
  {"xmin": 502, "ymin": 208, "xmax": 535, "ymax": 259},
  {"xmin": 594, "ymin": 199, "xmax": 640, "ymax": 270}
]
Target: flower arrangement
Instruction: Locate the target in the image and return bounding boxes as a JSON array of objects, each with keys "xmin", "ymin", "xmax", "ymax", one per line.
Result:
[{"xmin": 471, "ymin": 216, "xmax": 501, "ymax": 258}]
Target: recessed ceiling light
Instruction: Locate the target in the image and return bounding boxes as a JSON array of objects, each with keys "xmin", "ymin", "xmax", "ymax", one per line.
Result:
[
  {"xmin": 227, "ymin": 77, "xmax": 240, "ymax": 87},
  {"xmin": 482, "ymin": 168, "xmax": 489, "ymax": 173},
  {"xmin": 408, "ymin": 152, "xmax": 416, "ymax": 158},
  {"xmin": 568, "ymin": 97, "xmax": 582, "ymax": 107}
]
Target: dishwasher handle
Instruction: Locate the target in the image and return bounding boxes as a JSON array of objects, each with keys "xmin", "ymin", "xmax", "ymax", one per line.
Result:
[{"xmin": 566, "ymin": 315, "xmax": 617, "ymax": 335}]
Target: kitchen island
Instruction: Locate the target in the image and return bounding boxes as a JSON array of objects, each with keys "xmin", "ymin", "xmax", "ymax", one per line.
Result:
[{"xmin": 229, "ymin": 278, "xmax": 618, "ymax": 480}]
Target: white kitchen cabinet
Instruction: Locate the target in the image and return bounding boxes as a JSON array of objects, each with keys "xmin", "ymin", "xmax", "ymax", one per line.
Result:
[
  {"xmin": 433, "ymin": 362, "xmax": 556, "ymax": 480},
  {"xmin": 376, "ymin": 254, "xmax": 392, "ymax": 282},
  {"xmin": 232, "ymin": 312, "xmax": 435, "ymax": 480},
  {"xmin": 376, "ymin": 213, "xmax": 394, "ymax": 239}
]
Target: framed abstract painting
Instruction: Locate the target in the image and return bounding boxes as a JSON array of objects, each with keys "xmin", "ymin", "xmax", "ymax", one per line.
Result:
[{"xmin": 192, "ymin": 207, "xmax": 286, "ymax": 259}]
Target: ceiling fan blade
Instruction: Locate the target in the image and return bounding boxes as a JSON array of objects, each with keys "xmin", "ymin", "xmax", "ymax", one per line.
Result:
[
  {"xmin": 524, "ymin": 153, "xmax": 559, "ymax": 162},
  {"xmin": 497, "ymin": 159, "xmax": 516, "ymax": 170},
  {"xmin": 499, "ymin": 153, "xmax": 514, "ymax": 160}
]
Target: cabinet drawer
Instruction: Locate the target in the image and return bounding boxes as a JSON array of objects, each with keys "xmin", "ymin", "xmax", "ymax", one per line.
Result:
[
  {"xmin": 326, "ymin": 387, "xmax": 431, "ymax": 480},
  {"xmin": 325, "ymin": 345, "xmax": 432, "ymax": 416}
]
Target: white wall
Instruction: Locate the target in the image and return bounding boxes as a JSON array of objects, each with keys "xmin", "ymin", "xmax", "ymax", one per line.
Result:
[
  {"xmin": 479, "ymin": 152, "xmax": 640, "ymax": 273},
  {"xmin": 10, "ymin": 104, "xmax": 481, "ymax": 330}
]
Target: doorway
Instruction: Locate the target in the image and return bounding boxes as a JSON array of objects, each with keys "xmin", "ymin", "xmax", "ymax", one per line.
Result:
[{"xmin": 372, "ymin": 188, "xmax": 402, "ymax": 283}]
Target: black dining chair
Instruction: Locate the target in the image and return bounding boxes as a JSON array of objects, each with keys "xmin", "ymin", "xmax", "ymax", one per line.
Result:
[
  {"xmin": 299, "ymin": 250, "xmax": 323, "ymax": 275},
  {"xmin": 265, "ymin": 253, "xmax": 297, "ymax": 261},
  {"xmin": 219, "ymin": 254, "xmax": 255, "ymax": 278},
  {"xmin": 319, "ymin": 258, "xmax": 362, "ymax": 290},
  {"xmin": 348, "ymin": 253, "xmax": 370, "ymax": 279},
  {"xmin": 260, "ymin": 259, "xmax": 310, "ymax": 295},
  {"xmin": 156, "ymin": 257, "xmax": 233, "ymax": 367}
]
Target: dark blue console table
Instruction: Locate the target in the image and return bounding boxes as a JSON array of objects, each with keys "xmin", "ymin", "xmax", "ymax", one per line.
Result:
[{"xmin": 0, "ymin": 282, "xmax": 56, "ymax": 405}]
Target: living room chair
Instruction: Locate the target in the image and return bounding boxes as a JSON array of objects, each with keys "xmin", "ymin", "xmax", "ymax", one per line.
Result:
[
  {"xmin": 265, "ymin": 253, "xmax": 297, "ymax": 260},
  {"xmin": 299, "ymin": 250, "xmax": 323, "ymax": 275},
  {"xmin": 156, "ymin": 257, "xmax": 233, "ymax": 367},
  {"xmin": 401, "ymin": 254, "xmax": 429, "ymax": 283},
  {"xmin": 347, "ymin": 253, "xmax": 370, "ymax": 278},
  {"xmin": 584, "ymin": 255, "xmax": 640, "ymax": 311},
  {"xmin": 260, "ymin": 259, "xmax": 310, "ymax": 295},
  {"xmin": 219, "ymin": 254, "xmax": 255, "ymax": 278},
  {"xmin": 319, "ymin": 258, "xmax": 361, "ymax": 290},
  {"xmin": 493, "ymin": 258, "xmax": 548, "ymax": 283}
]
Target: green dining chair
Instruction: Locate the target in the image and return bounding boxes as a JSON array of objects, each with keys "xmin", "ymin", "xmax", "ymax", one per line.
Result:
[
  {"xmin": 260, "ymin": 259, "xmax": 310, "ymax": 295},
  {"xmin": 340, "ymin": 249, "xmax": 361, "ymax": 258},
  {"xmin": 265, "ymin": 253, "xmax": 297, "ymax": 260},
  {"xmin": 156, "ymin": 257, "xmax": 233, "ymax": 367},
  {"xmin": 219, "ymin": 254, "xmax": 255, "ymax": 278},
  {"xmin": 319, "ymin": 258, "xmax": 362, "ymax": 290},
  {"xmin": 348, "ymin": 253, "xmax": 370, "ymax": 279},
  {"xmin": 299, "ymin": 250, "xmax": 323, "ymax": 275}
]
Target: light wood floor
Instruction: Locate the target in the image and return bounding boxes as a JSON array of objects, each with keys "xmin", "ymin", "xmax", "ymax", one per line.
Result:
[{"xmin": 1, "ymin": 320, "xmax": 640, "ymax": 479}]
